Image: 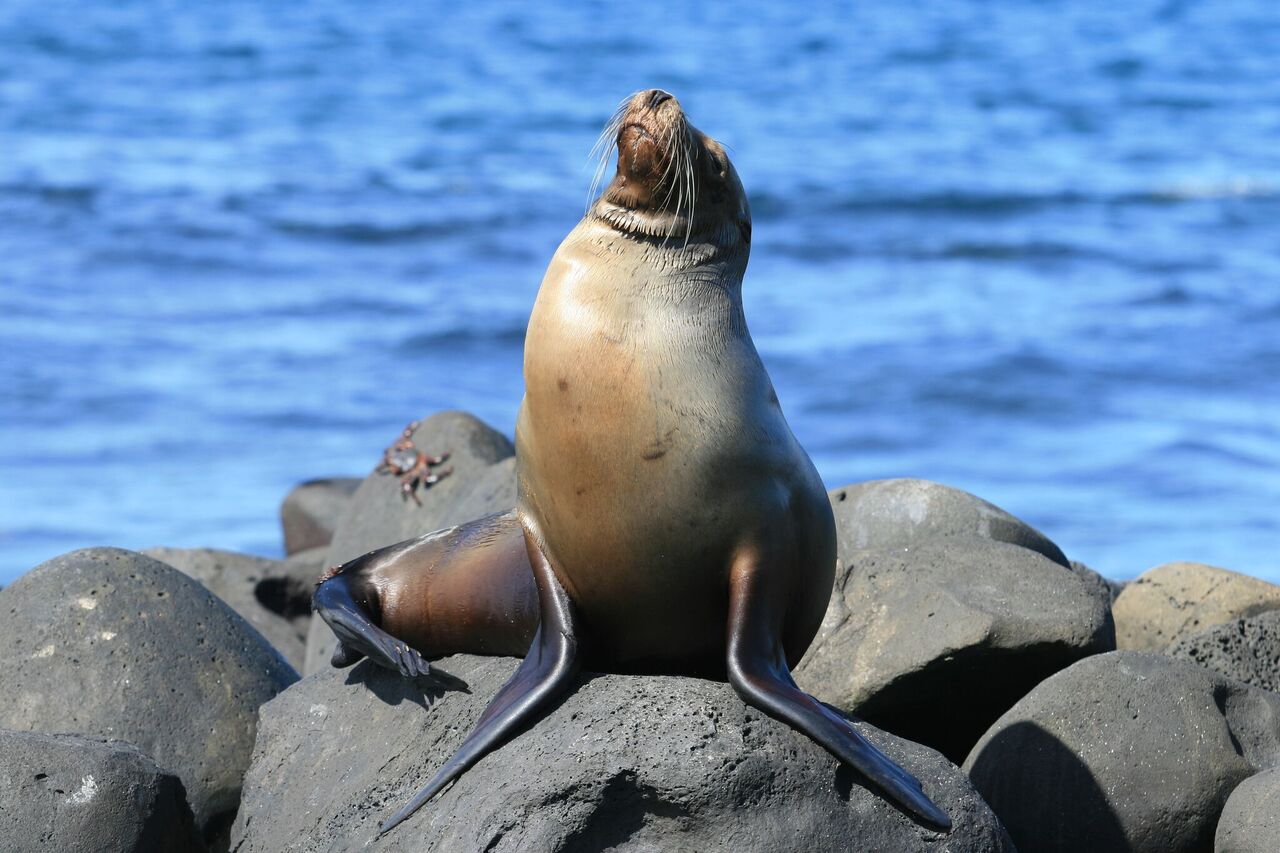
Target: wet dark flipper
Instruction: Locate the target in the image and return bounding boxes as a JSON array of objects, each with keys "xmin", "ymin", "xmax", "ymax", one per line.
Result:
[
  {"xmin": 724, "ymin": 552, "xmax": 951, "ymax": 832},
  {"xmin": 377, "ymin": 538, "xmax": 577, "ymax": 837},
  {"xmin": 313, "ymin": 572, "xmax": 434, "ymax": 680}
]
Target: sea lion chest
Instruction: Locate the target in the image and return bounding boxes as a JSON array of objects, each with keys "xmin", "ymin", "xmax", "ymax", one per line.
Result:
[{"xmin": 515, "ymin": 231, "xmax": 812, "ymax": 669}]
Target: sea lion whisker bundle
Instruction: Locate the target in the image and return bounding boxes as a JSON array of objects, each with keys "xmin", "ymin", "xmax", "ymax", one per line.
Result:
[
  {"xmin": 586, "ymin": 96, "xmax": 629, "ymax": 213},
  {"xmin": 314, "ymin": 89, "xmax": 952, "ymax": 838}
]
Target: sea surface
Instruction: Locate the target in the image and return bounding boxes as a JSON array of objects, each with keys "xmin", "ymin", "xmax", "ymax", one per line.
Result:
[{"xmin": 2, "ymin": 1, "xmax": 1279, "ymax": 585}]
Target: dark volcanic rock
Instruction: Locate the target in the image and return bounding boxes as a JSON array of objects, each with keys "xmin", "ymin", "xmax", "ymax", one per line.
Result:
[
  {"xmin": 795, "ymin": 536, "xmax": 1114, "ymax": 762},
  {"xmin": 449, "ymin": 454, "xmax": 517, "ymax": 522},
  {"xmin": 0, "ymin": 548, "xmax": 298, "ymax": 840},
  {"xmin": 324, "ymin": 411, "xmax": 514, "ymax": 568},
  {"xmin": 143, "ymin": 546, "xmax": 306, "ymax": 670},
  {"xmin": 829, "ymin": 478, "xmax": 1070, "ymax": 567},
  {"xmin": 964, "ymin": 651, "xmax": 1280, "ymax": 853},
  {"xmin": 1166, "ymin": 610, "xmax": 1280, "ymax": 693},
  {"xmin": 281, "ymin": 477, "xmax": 361, "ymax": 555},
  {"xmin": 0, "ymin": 729, "xmax": 205, "ymax": 853},
  {"xmin": 258, "ymin": 545, "xmax": 326, "ymax": 631},
  {"xmin": 1216, "ymin": 767, "xmax": 1280, "ymax": 853},
  {"xmin": 1069, "ymin": 559, "xmax": 1125, "ymax": 608},
  {"xmin": 232, "ymin": 656, "xmax": 1012, "ymax": 853},
  {"xmin": 1112, "ymin": 562, "xmax": 1280, "ymax": 650},
  {"xmin": 304, "ymin": 412, "xmax": 515, "ymax": 675}
]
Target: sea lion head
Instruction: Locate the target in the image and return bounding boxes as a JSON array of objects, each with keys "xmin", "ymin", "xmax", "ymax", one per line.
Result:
[{"xmin": 591, "ymin": 89, "xmax": 751, "ymax": 249}]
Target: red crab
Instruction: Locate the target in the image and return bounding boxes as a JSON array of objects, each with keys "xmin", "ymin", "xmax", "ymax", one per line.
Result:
[{"xmin": 375, "ymin": 421, "xmax": 451, "ymax": 505}]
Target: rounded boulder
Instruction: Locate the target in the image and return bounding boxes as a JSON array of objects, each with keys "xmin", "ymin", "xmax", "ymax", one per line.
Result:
[
  {"xmin": 1112, "ymin": 562, "xmax": 1280, "ymax": 650},
  {"xmin": 796, "ymin": 536, "xmax": 1114, "ymax": 762},
  {"xmin": 0, "ymin": 729, "xmax": 205, "ymax": 853},
  {"xmin": 1216, "ymin": 767, "xmax": 1280, "ymax": 853},
  {"xmin": 232, "ymin": 656, "xmax": 1014, "ymax": 852},
  {"xmin": 829, "ymin": 478, "xmax": 1070, "ymax": 567},
  {"xmin": 964, "ymin": 651, "xmax": 1280, "ymax": 853},
  {"xmin": 0, "ymin": 548, "xmax": 299, "ymax": 839}
]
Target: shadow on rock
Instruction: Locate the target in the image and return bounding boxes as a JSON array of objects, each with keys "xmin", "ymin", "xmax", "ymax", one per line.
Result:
[
  {"xmin": 343, "ymin": 659, "xmax": 470, "ymax": 711},
  {"xmin": 967, "ymin": 720, "xmax": 1128, "ymax": 852}
]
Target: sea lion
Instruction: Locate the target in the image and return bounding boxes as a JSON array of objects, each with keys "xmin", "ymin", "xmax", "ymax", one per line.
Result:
[{"xmin": 314, "ymin": 89, "xmax": 951, "ymax": 835}]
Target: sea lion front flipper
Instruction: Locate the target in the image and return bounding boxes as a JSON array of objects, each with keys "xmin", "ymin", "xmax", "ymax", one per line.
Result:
[
  {"xmin": 314, "ymin": 572, "xmax": 434, "ymax": 680},
  {"xmin": 377, "ymin": 535, "xmax": 579, "ymax": 837},
  {"xmin": 724, "ymin": 548, "xmax": 952, "ymax": 832}
]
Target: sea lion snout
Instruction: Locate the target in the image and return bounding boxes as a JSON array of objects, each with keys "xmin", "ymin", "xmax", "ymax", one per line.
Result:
[{"xmin": 646, "ymin": 89, "xmax": 673, "ymax": 110}]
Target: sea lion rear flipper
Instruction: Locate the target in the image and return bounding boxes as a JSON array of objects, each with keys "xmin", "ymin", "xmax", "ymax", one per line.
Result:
[
  {"xmin": 724, "ymin": 549, "xmax": 952, "ymax": 832},
  {"xmin": 313, "ymin": 572, "xmax": 434, "ymax": 680},
  {"xmin": 377, "ymin": 538, "xmax": 578, "ymax": 836}
]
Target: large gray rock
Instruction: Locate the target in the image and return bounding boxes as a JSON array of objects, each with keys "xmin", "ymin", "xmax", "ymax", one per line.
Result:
[
  {"xmin": 449, "ymin": 455, "xmax": 517, "ymax": 522},
  {"xmin": 796, "ymin": 536, "xmax": 1114, "ymax": 762},
  {"xmin": 1112, "ymin": 562, "xmax": 1280, "ymax": 650},
  {"xmin": 324, "ymin": 411, "xmax": 514, "ymax": 568},
  {"xmin": 1215, "ymin": 767, "xmax": 1280, "ymax": 853},
  {"xmin": 1166, "ymin": 610, "xmax": 1280, "ymax": 694},
  {"xmin": 304, "ymin": 412, "xmax": 515, "ymax": 676},
  {"xmin": 0, "ymin": 548, "xmax": 298, "ymax": 841},
  {"xmin": 964, "ymin": 651, "xmax": 1280, "ymax": 853},
  {"xmin": 232, "ymin": 656, "xmax": 1013, "ymax": 852},
  {"xmin": 143, "ymin": 547, "xmax": 306, "ymax": 670},
  {"xmin": 281, "ymin": 477, "xmax": 361, "ymax": 556},
  {"xmin": 0, "ymin": 729, "xmax": 205, "ymax": 853},
  {"xmin": 829, "ymin": 478, "xmax": 1070, "ymax": 567}
]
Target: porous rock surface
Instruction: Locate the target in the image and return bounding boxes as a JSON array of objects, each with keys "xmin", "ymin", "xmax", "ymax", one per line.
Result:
[
  {"xmin": 232, "ymin": 655, "xmax": 1014, "ymax": 853},
  {"xmin": 796, "ymin": 536, "xmax": 1114, "ymax": 762},
  {"xmin": 964, "ymin": 651, "xmax": 1280, "ymax": 853},
  {"xmin": 0, "ymin": 729, "xmax": 205, "ymax": 853},
  {"xmin": 1165, "ymin": 610, "xmax": 1280, "ymax": 694},
  {"xmin": 829, "ymin": 478, "xmax": 1070, "ymax": 567},
  {"xmin": 304, "ymin": 412, "xmax": 515, "ymax": 675},
  {"xmin": 1215, "ymin": 767, "xmax": 1280, "ymax": 853},
  {"xmin": 0, "ymin": 548, "xmax": 298, "ymax": 838},
  {"xmin": 281, "ymin": 477, "xmax": 361, "ymax": 555},
  {"xmin": 143, "ymin": 546, "xmax": 306, "ymax": 670},
  {"xmin": 1112, "ymin": 562, "xmax": 1280, "ymax": 650}
]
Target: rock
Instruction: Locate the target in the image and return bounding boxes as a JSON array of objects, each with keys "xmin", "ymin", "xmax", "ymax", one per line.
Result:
[
  {"xmin": 0, "ymin": 548, "xmax": 298, "ymax": 842},
  {"xmin": 252, "ymin": 545, "xmax": 326, "ymax": 634},
  {"xmin": 304, "ymin": 412, "xmax": 515, "ymax": 676},
  {"xmin": 280, "ymin": 477, "xmax": 361, "ymax": 556},
  {"xmin": 450, "ymin": 455, "xmax": 518, "ymax": 522},
  {"xmin": 1216, "ymin": 767, "xmax": 1280, "ymax": 853},
  {"xmin": 829, "ymin": 478, "xmax": 1069, "ymax": 567},
  {"xmin": 795, "ymin": 536, "xmax": 1114, "ymax": 762},
  {"xmin": 1166, "ymin": 610, "xmax": 1280, "ymax": 693},
  {"xmin": 143, "ymin": 547, "xmax": 306, "ymax": 671},
  {"xmin": 1112, "ymin": 562, "xmax": 1280, "ymax": 651},
  {"xmin": 324, "ymin": 411, "xmax": 515, "ymax": 568},
  {"xmin": 232, "ymin": 656, "xmax": 1013, "ymax": 853},
  {"xmin": 964, "ymin": 651, "xmax": 1280, "ymax": 853},
  {"xmin": 1069, "ymin": 560, "xmax": 1126, "ymax": 608},
  {"xmin": 0, "ymin": 729, "xmax": 205, "ymax": 853}
]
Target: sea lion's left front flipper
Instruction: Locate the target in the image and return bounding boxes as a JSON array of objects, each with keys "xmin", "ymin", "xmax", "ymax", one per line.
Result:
[
  {"xmin": 314, "ymin": 571, "xmax": 434, "ymax": 680},
  {"xmin": 377, "ymin": 533, "xmax": 581, "ymax": 836},
  {"xmin": 724, "ymin": 544, "xmax": 952, "ymax": 832}
]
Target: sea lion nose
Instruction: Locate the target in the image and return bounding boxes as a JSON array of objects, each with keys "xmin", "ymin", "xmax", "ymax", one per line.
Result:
[{"xmin": 646, "ymin": 89, "xmax": 673, "ymax": 109}]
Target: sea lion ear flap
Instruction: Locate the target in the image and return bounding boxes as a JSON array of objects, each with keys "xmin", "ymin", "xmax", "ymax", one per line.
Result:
[{"xmin": 739, "ymin": 218, "xmax": 752, "ymax": 244}]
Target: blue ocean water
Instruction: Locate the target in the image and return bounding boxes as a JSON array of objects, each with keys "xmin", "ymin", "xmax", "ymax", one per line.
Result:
[{"xmin": 2, "ymin": 1, "xmax": 1278, "ymax": 585}]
